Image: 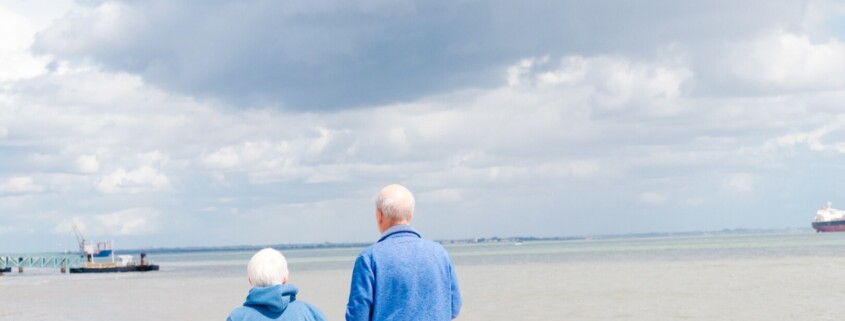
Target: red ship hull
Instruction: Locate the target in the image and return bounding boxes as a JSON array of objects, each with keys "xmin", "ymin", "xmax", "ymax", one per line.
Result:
[{"xmin": 812, "ymin": 221, "xmax": 845, "ymax": 232}]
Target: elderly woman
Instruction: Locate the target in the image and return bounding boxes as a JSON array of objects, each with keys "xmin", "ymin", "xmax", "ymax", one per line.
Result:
[{"xmin": 227, "ymin": 248, "xmax": 327, "ymax": 321}]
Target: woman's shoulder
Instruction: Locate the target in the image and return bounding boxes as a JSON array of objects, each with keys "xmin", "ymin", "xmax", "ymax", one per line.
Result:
[
  {"xmin": 225, "ymin": 305, "xmax": 257, "ymax": 321},
  {"xmin": 285, "ymin": 300, "xmax": 328, "ymax": 321}
]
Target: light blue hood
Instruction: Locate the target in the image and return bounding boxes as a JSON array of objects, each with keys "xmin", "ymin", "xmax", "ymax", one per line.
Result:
[
  {"xmin": 227, "ymin": 284, "xmax": 327, "ymax": 321},
  {"xmin": 244, "ymin": 285, "xmax": 298, "ymax": 314}
]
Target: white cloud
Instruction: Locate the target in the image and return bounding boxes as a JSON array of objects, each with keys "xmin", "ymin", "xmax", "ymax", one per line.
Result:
[
  {"xmin": 140, "ymin": 151, "xmax": 168, "ymax": 165},
  {"xmin": 729, "ymin": 32, "xmax": 845, "ymax": 90},
  {"xmin": 724, "ymin": 173, "xmax": 755, "ymax": 193},
  {"xmin": 201, "ymin": 140, "xmax": 295, "ymax": 175},
  {"xmin": 0, "ymin": 225, "xmax": 17, "ymax": 234},
  {"xmin": 507, "ymin": 56, "xmax": 551, "ymax": 86},
  {"xmin": 0, "ymin": 5, "xmax": 48, "ymax": 81},
  {"xmin": 418, "ymin": 188, "xmax": 464, "ymax": 203},
  {"xmin": 202, "ymin": 147, "xmax": 242, "ymax": 169},
  {"xmin": 308, "ymin": 127, "xmax": 333, "ymax": 154},
  {"xmin": 505, "ymin": 55, "xmax": 692, "ymax": 115},
  {"xmin": 766, "ymin": 116, "xmax": 845, "ymax": 153},
  {"xmin": 638, "ymin": 192, "xmax": 668, "ymax": 205},
  {"xmin": 97, "ymin": 166, "xmax": 171, "ymax": 194},
  {"xmin": 97, "ymin": 208, "xmax": 161, "ymax": 236},
  {"xmin": 486, "ymin": 161, "xmax": 601, "ymax": 182},
  {"xmin": 0, "ymin": 177, "xmax": 44, "ymax": 194},
  {"xmin": 53, "ymin": 208, "xmax": 161, "ymax": 236},
  {"xmin": 386, "ymin": 127, "xmax": 409, "ymax": 150},
  {"xmin": 200, "ymin": 128, "xmax": 361, "ymax": 184},
  {"xmin": 33, "ymin": 2, "xmax": 127, "ymax": 60},
  {"xmin": 52, "ymin": 216, "xmax": 86, "ymax": 235},
  {"xmin": 76, "ymin": 154, "xmax": 100, "ymax": 173}
]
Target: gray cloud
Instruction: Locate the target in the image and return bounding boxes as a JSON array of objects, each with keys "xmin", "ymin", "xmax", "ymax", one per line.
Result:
[{"xmin": 32, "ymin": 0, "xmax": 807, "ymax": 110}]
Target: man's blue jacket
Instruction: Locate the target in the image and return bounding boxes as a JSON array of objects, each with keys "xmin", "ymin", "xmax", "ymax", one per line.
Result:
[{"xmin": 346, "ymin": 224, "xmax": 462, "ymax": 321}]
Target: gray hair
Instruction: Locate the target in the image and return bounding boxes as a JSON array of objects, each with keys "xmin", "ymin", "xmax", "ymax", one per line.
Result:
[
  {"xmin": 247, "ymin": 248, "xmax": 289, "ymax": 287},
  {"xmin": 375, "ymin": 184, "xmax": 415, "ymax": 222}
]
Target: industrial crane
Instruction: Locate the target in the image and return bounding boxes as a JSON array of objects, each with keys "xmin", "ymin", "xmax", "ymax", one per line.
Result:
[
  {"xmin": 71, "ymin": 224, "xmax": 112, "ymax": 258},
  {"xmin": 72, "ymin": 224, "xmax": 87, "ymax": 254}
]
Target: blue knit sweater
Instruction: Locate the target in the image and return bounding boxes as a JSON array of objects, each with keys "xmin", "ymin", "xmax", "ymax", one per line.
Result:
[
  {"xmin": 227, "ymin": 285, "xmax": 327, "ymax": 321},
  {"xmin": 346, "ymin": 224, "xmax": 462, "ymax": 321}
]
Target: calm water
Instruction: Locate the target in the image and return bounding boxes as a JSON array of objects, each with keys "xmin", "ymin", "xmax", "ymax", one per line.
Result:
[{"xmin": 3, "ymin": 231, "xmax": 845, "ymax": 320}]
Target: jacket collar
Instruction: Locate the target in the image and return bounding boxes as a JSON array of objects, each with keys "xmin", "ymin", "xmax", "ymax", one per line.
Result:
[
  {"xmin": 244, "ymin": 284, "xmax": 298, "ymax": 313},
  {"xmin": 378, "ymin": 224, "xmax": 421, "ymax": 242}
]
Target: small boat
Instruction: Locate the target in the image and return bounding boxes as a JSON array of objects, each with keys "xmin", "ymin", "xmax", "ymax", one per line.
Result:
[
  {"xmin": 812, "ymin": 202, "xmax": 845, "ymax": 232},
  {"xmin": 0, "ymin": 267, "xmax": 10, "ymax": 273}
]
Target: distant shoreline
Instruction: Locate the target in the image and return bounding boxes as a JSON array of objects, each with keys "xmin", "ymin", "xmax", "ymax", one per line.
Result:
[{"xmin": 106, "ymin": 227, "xmax": 814, "ymax": 255}]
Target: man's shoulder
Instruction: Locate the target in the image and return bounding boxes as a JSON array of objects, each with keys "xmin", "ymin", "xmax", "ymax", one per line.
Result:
[
  {"xmin": 414, "ymin": 237, "xmax": 449, "ymax": 252},
  {"xmin": 359, "ymin": 236, "xmax": 448, "ymax": 259},
  {"xmin": 356, "ymin": 242, "xmax": 379, "ymax": 258},
  {"xmin": 421, "ymin": 238, "xmax": 447, "ymax": 249}
]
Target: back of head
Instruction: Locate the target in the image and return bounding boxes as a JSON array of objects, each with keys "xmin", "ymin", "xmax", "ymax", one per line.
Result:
[
  {"xmin": 248, "ymin": 248, "xmax": 289, "ymax": 287},
  {"xmin": 375, "ymin": 184, "xmax": 415, "ymax": 223}
]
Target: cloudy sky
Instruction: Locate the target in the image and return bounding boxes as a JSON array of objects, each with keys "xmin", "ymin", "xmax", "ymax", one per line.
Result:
[{"xmin": 2, "ymin": 0, "xmax": 845, "ymax": 252}]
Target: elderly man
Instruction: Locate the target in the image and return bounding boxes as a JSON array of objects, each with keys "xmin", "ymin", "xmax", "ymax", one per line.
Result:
[
  {"xmin": 346, "ymin": 184, "xmax": 462, "ymax": 321},
  {"xmin": 227, "ymin": 248, "xmax": 328, "ymax": 321}
]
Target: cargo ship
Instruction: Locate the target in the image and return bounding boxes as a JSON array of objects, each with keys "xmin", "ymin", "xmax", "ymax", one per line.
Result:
[{"xmin": 812, "ymin": 202, "xmax": 845, "ymax": 232}]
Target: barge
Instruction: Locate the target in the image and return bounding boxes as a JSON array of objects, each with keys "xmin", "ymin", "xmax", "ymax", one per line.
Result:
[
  {"xmin": 69, "ymin": 264, "xmax": 159, "ymax": 273},
  {"xmin": 70, "ymin": 253, "xmax": 159, "ymax": 274},
  {"xmin": 69, "ymin": 224, "xmax": 160, "ymax": 273}
]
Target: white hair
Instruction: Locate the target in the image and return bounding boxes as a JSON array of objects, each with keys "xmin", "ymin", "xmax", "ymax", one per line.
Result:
[
  {"xmin": 247, "ymin": 248, "xmax": 289, "ymax": 287},
  {"xmin": 375, "ymin": 184, "xmax": 415, "ymax": 222}
]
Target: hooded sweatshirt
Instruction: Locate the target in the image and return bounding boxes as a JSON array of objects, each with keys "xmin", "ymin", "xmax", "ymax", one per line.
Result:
[{"xmin": 227, "ymin": 284, "xmax": 327, "ymax": 321}]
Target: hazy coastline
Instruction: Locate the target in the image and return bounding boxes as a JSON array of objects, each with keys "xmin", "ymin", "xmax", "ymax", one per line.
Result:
[{"xmin": 30, "ymin": 227, "xmax": 812, "ymax": 256}]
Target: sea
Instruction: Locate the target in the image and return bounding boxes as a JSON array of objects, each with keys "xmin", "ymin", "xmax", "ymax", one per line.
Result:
[{"xmin": 2, "ymin": 230, "xmax": 845, "ymax": 321}]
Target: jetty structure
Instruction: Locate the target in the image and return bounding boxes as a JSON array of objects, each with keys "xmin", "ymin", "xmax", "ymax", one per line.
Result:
[
  {"xmin": 0, "ymin": 225, "xmax": 159, "ymax": 275},
  {"xmin": 0, "ymin": 255, "xmax": 81, "ymax": 274},
  {"xmin": 0, "ymin": 253, "xmax": 158, "ymax": 275}
]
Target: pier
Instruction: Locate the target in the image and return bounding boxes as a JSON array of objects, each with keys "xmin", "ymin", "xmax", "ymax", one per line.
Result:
[{"xmin": 0, "ymin": 255, "xmax": 83, "ymax": 275}]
